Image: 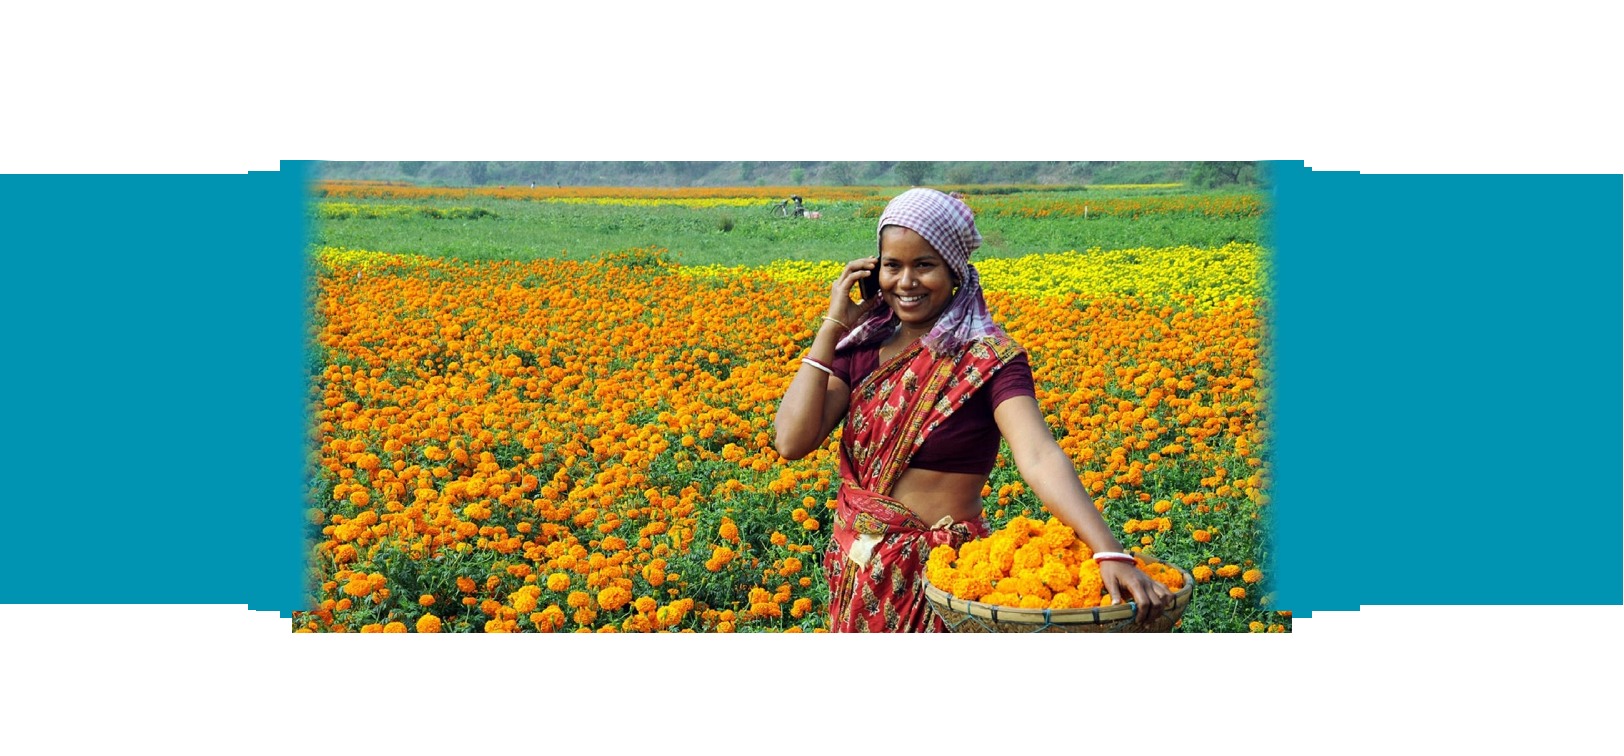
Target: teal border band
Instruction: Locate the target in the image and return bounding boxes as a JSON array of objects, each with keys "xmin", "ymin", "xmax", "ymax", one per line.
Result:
[
  {"xmin": 1, "ymin": 162, "xmax": 1616, "ymax": 620},
  {"xmin": 0, "ymin": 162, "xmax": 313, "ymax": 615},
  {"xmin": 1271, "ymin": 161, "xmax": 1623, "ymax": 616}
]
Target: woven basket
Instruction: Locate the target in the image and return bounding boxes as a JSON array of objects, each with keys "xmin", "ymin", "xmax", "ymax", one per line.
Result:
[{"xmin": 925, "ymin": 553, "xmax": 1196, "ymax": 633}]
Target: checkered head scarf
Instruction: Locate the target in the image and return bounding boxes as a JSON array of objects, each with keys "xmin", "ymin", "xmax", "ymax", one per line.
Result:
[{"xmin": 837, "ymin": 188, "xmax": 1007, "ymax": 355}]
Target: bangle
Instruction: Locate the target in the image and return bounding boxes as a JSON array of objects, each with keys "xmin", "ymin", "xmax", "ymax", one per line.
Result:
[
  {"xmin": 1093, "ymin": 552, "xmax": 1137, "ymax": 565},
  {"xmin": 800, "ymin": 357, "xmax": 834, "ymax": 376},
  {"xmin": 821, "ymin": 316, "xmax": 850, "ymax": 331}
]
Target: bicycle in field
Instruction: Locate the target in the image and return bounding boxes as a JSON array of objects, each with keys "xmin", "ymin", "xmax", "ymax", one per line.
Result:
[
  {"xmin": 773, "ymin": 194, "xmax": 824, "ymax": 219},
  {"xmin": 769, "ymin": 195, "xmax": 806, "ymax": 218}
]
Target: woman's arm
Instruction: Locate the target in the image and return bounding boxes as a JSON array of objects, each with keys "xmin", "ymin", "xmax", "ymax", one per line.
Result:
[
  {"xmin": 773, "ymin": 320, "xmax": 851, "ymax": 459},
  {"xmin": 994, "ymin": 395, "xmax": 1173, "ymax": 624},
  {"xmin": 773, "ymin": 258, "xmax": 877, "ymax": 460}
]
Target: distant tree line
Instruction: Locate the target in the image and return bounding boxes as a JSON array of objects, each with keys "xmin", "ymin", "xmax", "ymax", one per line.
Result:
[{"xmin": 316, "ymin": 160, "xmax": 1265, "ymax": 188}]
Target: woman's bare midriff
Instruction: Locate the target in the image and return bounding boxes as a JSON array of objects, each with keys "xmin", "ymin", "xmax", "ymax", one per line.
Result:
[{"xmin": 889, "ymin": 466, "xmax": 987, "ymax": 526}]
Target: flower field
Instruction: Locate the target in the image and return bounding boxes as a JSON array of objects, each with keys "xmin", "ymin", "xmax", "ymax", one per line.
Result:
[{"xmin": 298, "ymin": 239, "xmax": 1282, "ymax": 633}]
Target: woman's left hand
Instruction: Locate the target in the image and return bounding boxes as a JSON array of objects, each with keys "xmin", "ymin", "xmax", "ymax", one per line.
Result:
[{"xmin": 1099, "ymin": 560, "xmax": 1175, "ymax": 626}]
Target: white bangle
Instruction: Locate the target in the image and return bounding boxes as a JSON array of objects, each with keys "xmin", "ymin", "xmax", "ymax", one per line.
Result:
[
  {"xmin": 800, "ymin": 357, "xmax": 834, "ymax": 376},
  {"xmin": 1093, "ymin": 551, "xmax": 1137, "ymax": 564}
]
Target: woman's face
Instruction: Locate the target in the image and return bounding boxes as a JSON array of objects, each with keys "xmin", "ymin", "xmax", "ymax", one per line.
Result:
[{"xmin": 878, "ymin": 226, "xmax": 956, "ymax": 328}]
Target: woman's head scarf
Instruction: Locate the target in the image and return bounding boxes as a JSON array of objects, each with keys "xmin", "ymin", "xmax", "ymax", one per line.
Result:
[{"xmin": 837, "ymin": 188, "xmax": 1008, "ymax": 355}]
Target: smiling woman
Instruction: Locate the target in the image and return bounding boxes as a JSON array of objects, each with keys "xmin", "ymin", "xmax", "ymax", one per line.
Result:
[{"xmin": 772, "ymin": 188, "xmax": 1175, "ymax": 632}]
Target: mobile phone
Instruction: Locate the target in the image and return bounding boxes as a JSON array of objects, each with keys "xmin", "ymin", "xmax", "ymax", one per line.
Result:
[{"xmin": 858, "ymin": 256, "xmax": 880, "ymax": 301}]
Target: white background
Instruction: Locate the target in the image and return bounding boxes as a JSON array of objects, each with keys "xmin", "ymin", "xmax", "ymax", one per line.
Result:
[{"xmin": 2, "ymin": 2, "xmax": 1620, "ymax": 752}]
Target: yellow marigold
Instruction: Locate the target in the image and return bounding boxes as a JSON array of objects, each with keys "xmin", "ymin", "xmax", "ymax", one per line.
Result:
[
  {"xmin": 1229, "ymin": 587, "xmax": 1247, "ymax": 599},
  {"xmin": 1038, "ymin": 526, "xmax": 1074, "ymax": 552},
  {"xmin": 574, "ymin": 607, "xmax": 597, "ymax": 626},
  {"xmin": 802, "ymin": 517, "xmax": 820, "ymax": 531},
  {"xmin": 566, "ymin": 590, "xmax": 592, "ymax": 609},
  {"xmin": 1242, "ymin": 569, "xmax": 1263, "ymax": 584},
  {"xmin": 1038, "ymin": 561, "xmax": 1076, "ymax": 591},
  {"xmin": 383, "ymin": 622, "xmax": 407, "ymax": 633},
  {"xmin": 416, "ymin": 614, "xmax": 442, "ymax": 633},
  {"xmin": 511, "ymin": 591, "xmax": 538, "ymax": 614},
  {"xmin": 1012, "ymin": 545, "xmax": 1044, "ymax": 570},
  {"xmin": 1249, "ymin": 621, "xmax": 1266, "ymax": 632},
  {"xmin": 633, "ymin": 596, "xmax": 658, "ymax": 614},
  {"xmin": 1049, "ymin": 592, "xmax": 1083, "ymax": 610},
  {"xmin": 546, "ymin": 572, "xmax": 570, "ymax": 591},
  {"xmin": 1018, "ymin": 595, "xmax": 1048, "ymax": 609},
  {"xmin": 1217, "ymin": 564, "xmax": 1242, "ymax": 579}
]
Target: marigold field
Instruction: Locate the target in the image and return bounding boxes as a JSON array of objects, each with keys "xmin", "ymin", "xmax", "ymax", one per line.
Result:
[{"xmin": 299, "ymin": 183, "xmax": 1282, "ymax": 634}]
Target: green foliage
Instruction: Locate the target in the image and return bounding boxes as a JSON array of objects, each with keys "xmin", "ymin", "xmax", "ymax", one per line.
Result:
[
  {"xmin": 397, "ymin": 161, "xmax": 426, "ymax": 178},
  {"xmin": 313, "ymin": 190, "xmax": 1264, "ymax": 267},
  {"xmin": 738, "ymin": 161, "xmax": 756, "ymax": 181},
  {"xmin": 464, "ymin": 161, "xmax": 489, "ymax": 186},
  {"xmin": 717, "ymin": 214, "xmax": 735, "ymax": 233},
  {"xmin": 825, "ymin": 161, "xmax": 855, "ymax": 186},
  {"xmin": 1186, "ymin": 161, "xmax": 1257, "ymax": 189},
  {"xmin": 895, "ymin": 161, "xmax": 934, "ymax": 186},
  {"xmin": 790, "ymin": 168, "xmax": 805, "ymax": 185}
]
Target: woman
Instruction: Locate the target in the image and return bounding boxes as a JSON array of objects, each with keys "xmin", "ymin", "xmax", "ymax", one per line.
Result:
[{"xmin": 773, "ymin": 188, "xmax": 1173, "ymax": 632}]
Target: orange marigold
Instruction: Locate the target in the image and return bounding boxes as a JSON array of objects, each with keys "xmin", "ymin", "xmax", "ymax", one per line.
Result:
[
  {"xmin": 598, "ymin": 586, "xmax": 632, "ymax": 611},
  {"xmin": 1228, "ymin": 587, "xmax": 1247, "ymax": 599},
  {"xmin": 1242, "ymin": 569, "xmax": 1263, "ymax": 584},
  {"xmin": 416, "ymin": 614, "xmax": 443, "ymax": 633}
]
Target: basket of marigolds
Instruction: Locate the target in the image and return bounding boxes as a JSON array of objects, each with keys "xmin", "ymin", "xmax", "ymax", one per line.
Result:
[{"xmin": 924, "ymin": 516, "xmax": 1194, "ymax": 633}]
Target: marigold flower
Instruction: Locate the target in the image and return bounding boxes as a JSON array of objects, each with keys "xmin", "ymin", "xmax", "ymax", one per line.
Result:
[
  {"xmin": 598, "ymin": 586, "xmax": 632, "ymax": 611},
  {"xmin": 1217, "ymin": 564, "xmax": 1242, "ymax": 579},
  {"xmin": 383, "ymin": 622, "xmax": 407, "ymax": 633},
  {"xmin": 416, "ymin": 614, "xmax": 442, "ymax": 633},
  {"xmin": 1192, "ymin": 529, "xmax": 1211, "ymax": 543},
  {"xmin": 801, "ymin": 517, "xmax": 819, "ymax": 531},
  {"xmin": 456, "ymin": 576, "xmax": 476, "ymax": 593},
  {"xmin": 1229, "ymin": 587, "xmax": 1247, "ymax": 599},
  {"xmin": 1243, "ymin": 569, "xmax": 1263, "ymax": 584},
  {"xmin": 1191, "ymin": 566, "xmax": 1213, "ymax": 582},
  {"xmin": 418, "ymin": 594, "xmax": 435, "ymax": 607}
]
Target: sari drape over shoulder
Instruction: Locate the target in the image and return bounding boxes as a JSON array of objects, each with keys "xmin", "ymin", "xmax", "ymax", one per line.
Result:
[{"xmin": 823, "ymin": 334, "xmax": 1025, "ymax": 632}]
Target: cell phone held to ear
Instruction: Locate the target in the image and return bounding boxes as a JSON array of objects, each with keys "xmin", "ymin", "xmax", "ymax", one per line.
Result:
[{"xmin": 858, "ymin": 256, "xmax": 880, "ymax": 302}]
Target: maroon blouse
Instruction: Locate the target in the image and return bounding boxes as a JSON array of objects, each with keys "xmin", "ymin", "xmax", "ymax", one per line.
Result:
[{"xmin": 830, "ymin": 342, "xmax": 1035, "ymax": 476}]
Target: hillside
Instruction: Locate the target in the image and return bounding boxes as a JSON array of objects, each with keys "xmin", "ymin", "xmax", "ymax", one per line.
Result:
[{"xmin": 317, "ymin": 160, "xmax": 1261, "ymax": 188}]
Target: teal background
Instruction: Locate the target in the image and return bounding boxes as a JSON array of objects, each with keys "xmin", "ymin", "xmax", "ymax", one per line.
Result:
[
  {"xmin": 0, "ymin": 161, "xmax": 1616, "ymax": 619},
  {"xmin": 0, "ymin": 161, "xmax": 312, "ymax": 615},
  {"xmin": 1271, "ymin": 161, "xmax": 1622, "ymax": 615}
]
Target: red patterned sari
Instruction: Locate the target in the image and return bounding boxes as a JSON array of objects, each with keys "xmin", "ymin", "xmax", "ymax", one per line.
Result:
[{"xmin": 824, "ymin": 335, "xmax": 1025, "ymax": 632}]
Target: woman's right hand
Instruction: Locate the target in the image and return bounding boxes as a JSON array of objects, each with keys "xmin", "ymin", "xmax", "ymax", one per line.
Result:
[{"xmin": 828, "ymin": 257, "xmax": 878, "ymax": 327}]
